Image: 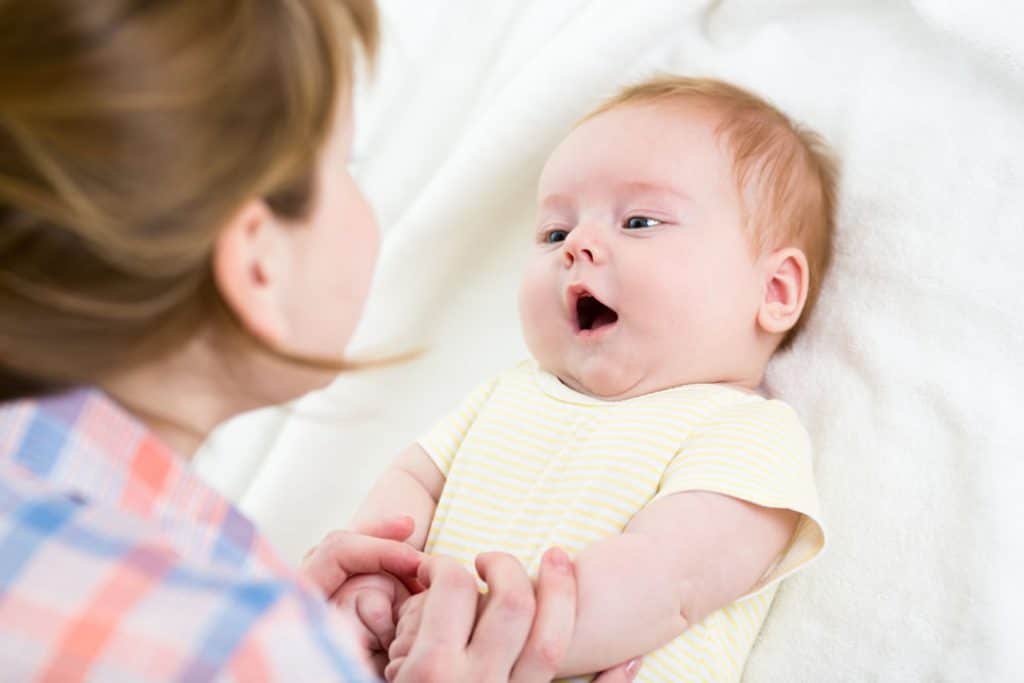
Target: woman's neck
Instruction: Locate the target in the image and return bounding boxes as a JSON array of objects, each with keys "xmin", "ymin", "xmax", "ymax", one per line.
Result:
[{"xmin": 101, "ymin": 334, "xmax": 262, "ymax": 458}]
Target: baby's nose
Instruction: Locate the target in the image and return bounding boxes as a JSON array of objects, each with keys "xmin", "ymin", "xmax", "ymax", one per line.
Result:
[
  {"xmin": 564, "ymin": 244, "xmax": 596, "ymax": 266},
  {"xmin": 563, "ymin": 226, "xmax": 603, "ymax": 266}
]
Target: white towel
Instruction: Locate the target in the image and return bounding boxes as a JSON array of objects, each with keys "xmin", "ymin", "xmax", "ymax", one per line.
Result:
[{"xmin": 197, "ymin": 1, "xmax": 1024, "ymax": 679}]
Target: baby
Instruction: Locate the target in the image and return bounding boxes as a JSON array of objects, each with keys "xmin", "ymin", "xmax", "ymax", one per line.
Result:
[{"xmin": 335, "ymin": 76, "xmax": 835, "ymax": 681}]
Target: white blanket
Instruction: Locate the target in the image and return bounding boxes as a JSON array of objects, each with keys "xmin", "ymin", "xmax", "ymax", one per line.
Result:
[{"xmin": 196, "ymin": 1, "xmax": 1024, "ymax": 679}]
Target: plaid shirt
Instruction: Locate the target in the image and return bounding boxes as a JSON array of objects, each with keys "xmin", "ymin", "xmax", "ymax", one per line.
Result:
[{"xmin": 0, "ymin": 388, "xmax": 376, "ymax": 682}]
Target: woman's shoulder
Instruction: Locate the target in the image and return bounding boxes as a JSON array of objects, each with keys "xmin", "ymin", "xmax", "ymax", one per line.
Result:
[
  {"xmin": 0, "ymin": 457, "xmax": 368, "ymax": 681},
  {"xmin": 0, "ymin": 387, "xmax": 284, "ymax": 572},
  {"xmin": 1, "ymin": 387, "xmax": 180, "ymax": 512}
]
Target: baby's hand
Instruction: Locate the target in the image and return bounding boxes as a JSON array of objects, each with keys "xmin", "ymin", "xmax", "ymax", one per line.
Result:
[
  {"xmin": 383, "ymin": 589, "xmax": 427, "ymax": 682},
  {"xmin": 331, "ymin": 572, "xmax": 412, "ymax": 675}
]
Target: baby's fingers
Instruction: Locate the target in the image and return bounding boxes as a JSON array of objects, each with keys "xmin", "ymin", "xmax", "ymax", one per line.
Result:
[
  {"xmin": 356, "ymin": 589, "xmax": 397, "ymax": 650},
  {"xmin": 387, "ymin": 594, "xmax": 425, "ymax": 680}
]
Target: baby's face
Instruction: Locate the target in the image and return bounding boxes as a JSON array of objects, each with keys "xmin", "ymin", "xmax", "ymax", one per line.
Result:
[{"xmin": 519, "ymin": 102, "xmax": 766, "ymax": 399}]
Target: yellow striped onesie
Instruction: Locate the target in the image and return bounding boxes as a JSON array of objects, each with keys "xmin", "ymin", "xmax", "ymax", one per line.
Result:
[{"xmin": 420, "ymin": 360, "xmax": 825, "ymax": 682}]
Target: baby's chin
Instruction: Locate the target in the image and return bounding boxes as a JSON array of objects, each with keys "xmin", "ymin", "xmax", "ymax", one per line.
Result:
[
  {"xmin": 557, "ymin": 359, "xmax": 705, "ymax": 401},
  {"xmin": 559, "ymin": 365, "xmax": 653, "ymax": 401}
]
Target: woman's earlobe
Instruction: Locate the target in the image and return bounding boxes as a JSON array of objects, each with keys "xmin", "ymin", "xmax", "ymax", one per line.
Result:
[
  {"xmin": 756, "ymin": 247, "xmax": 809, "ymax": 335},
  {"xmin": 212, "ymin": 200, "xmax": 288, "ymax": 344}
]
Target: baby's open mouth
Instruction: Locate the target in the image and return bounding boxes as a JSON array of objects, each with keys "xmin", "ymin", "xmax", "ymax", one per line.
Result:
[{"xmin": 575, "ymin": 293, "xmax": 619, "ymax": 332}]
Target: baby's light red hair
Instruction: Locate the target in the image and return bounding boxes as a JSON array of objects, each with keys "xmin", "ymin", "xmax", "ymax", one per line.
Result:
[{"xmin": 585, "ymin": 76, "xmax": 838, "ymax": 348}]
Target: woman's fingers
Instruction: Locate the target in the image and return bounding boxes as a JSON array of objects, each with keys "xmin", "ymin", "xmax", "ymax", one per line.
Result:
[
  {"xmin": 382, "ymin": 550, "xmax": 624, "ymax": 683},
  {"xmin": 391, "ymin": 557, "xmax": 481, "ymax": 682},
  {"xmin": 410, "ymin": 556, "xmax": 480, "ymax": 651},
  {"xmin": 353, "ymin": 515, "xmax": 416, "ymax": 541},
  {"xmin": 509, "ymin": 547, "xmax": 577, "ymax": 682},
  {"xmin": 352, "ymin": 516, "xmax": 425, "ymax": 594},
  {"xmin": 469, "ymin": 552, "xmax": 536, "ymax": 676},
  {"xmin": 301, "ymin": 531, "xmax": 421, "ymax": 597},
  {"xmin": 302, "ymin": 515, "xmax": 413, "ymax": 563},
  {"xmin": 593, "ymin": 658, "xmax": 642, "ymax": 682}
]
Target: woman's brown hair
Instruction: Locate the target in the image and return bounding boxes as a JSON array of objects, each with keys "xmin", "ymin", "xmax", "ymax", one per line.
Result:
[{"xmin": 0, "ymin": 0, "xmax": 378, "ymax": 401}]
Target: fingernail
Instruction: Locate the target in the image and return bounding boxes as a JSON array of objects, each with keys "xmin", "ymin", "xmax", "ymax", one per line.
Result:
[
  {"xmin": 546, "ymin": 547, "xmax": 571, "ymax": 572},
  {"xmin": 625, "ymin": 658, "xmax": 641, "ymax": 680}
]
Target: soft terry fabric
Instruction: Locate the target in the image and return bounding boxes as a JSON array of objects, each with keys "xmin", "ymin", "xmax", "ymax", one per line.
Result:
[
  {"xmin": 0, "ymin": 389, "xmax": 371, "ymax": 681},
  {"xmin": 419, "ymin": 361, "xmax": 825, "ymax": 683}
]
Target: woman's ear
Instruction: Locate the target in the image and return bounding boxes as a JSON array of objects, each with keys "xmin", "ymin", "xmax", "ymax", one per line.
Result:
[
  {"xmin": 756, "ymin": 247, "xmax": 809, "ymax": 336},
  {"xmin": 213, "ymin": 199, "xmax": 291, "ymax": 346}
]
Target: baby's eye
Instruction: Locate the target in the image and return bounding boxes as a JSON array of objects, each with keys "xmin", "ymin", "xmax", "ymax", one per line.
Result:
[
  {"xmin": 543, "ymin": 229, "xmax": 569, "ymax": 243},
  {"xmin": 623, "ymin": 216, "xmax": 662, "ymax": 229}
]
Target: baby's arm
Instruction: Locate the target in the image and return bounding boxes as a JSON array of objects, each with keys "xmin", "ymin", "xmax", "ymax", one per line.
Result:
[
  {"xmin": 556, "ymin": 491, "xmax": 799, "ymax": 677},
  {"xmin": 322, "ymin": 444, "xmax": 443, "ymax": 671},
  {"xmin": 351, "ymin": 443, "xmax": 444, "ymax": 552}
]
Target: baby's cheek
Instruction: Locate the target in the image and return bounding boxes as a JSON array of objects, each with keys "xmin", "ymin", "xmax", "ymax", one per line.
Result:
[
  {"xmin": 518, "ymin": 280, "xmax": 556, "ymax": 351},
  {"xmin": 517, "ymin": 271, "xmax": 545, "ymax": 318}
]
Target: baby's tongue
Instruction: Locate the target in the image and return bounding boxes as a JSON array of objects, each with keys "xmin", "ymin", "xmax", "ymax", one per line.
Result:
[{"xmin": 592, "ymin": 305, "xmax": 618, "ymax": 328}]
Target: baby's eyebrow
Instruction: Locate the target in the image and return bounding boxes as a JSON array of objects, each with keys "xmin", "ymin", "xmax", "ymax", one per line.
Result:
[
  {"xmin": 538, "ymin": 193, "xmax": 574, "ymax": 212},
  {"xmin": 618, "ymin": 180, "xmax": 690, "ymax": 202},
  {"xmin": 538, "ymin": 183, "xmax": 690, "ymax": 212}
]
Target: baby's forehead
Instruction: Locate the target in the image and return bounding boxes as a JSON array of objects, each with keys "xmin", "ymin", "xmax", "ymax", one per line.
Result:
[
  {"xmin": 580, "ymin": 99, "xmax": 723, "ymax": 142},
  {"xmin": 538, "ymin": 102, "xmax": 737, "ymax": 194},
  {"xmin": 606, "ymin": 98, "xmax": 809, "ymax": 202}
]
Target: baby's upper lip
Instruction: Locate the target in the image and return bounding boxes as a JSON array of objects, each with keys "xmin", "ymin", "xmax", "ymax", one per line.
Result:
[
  {"xmin": 565, "ymin": 282, "xmax": 619, "ymax": 330},
  {"xmin": 565, "ymin": 282, "xmax": 599, "ymax": 313}
]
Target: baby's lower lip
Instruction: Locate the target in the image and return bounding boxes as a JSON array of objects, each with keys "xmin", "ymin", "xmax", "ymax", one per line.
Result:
[{"xmin": 574, "ymin": 320, "xmax": 618, "ymax": 340}]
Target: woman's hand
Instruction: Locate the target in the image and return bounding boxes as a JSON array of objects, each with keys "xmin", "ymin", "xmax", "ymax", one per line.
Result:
[
  {"xmin": 300, "ymin": 516, "xmax": 423, "ymax": 599},
  {"xmin": 385, "ymin": 547, "xmax": 640, "ymax": 682}
]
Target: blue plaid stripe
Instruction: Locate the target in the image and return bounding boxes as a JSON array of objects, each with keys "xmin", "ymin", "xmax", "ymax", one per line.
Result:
[
  {"xmin": 7, "ymin": 389, "xmax": 89, "ymax": 478},
  {"xmin": 210, "ymin": 505, "xmax": 255, "ymax": 569},
  {"xmin": 0, "ymin": 494, "xmax": 80, "ymax": 589},
  {"xmin": 176, "ymin": 580, "xmax": 283, "ymax": 681},
  {"xmin": 297, "ymin": 585, "xmax": 374, "ymax": 681},
  {"xmin": 13, "ymin": 415, "xmax": 67, "ymax": 477}
]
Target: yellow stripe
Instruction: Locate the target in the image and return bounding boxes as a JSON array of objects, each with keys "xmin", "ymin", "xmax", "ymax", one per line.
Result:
[{"xmin": 432, "ymin": 489, "xmax": 640, "ymax": 532}]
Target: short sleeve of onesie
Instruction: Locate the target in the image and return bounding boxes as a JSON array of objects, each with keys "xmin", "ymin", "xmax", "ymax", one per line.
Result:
[
  {"xmin": 417, "ymin": 376, "xmax": 500, "ymax": 476},
  {"xmin": 654, "ymin": 398, "xmax": 826, "ymax": 598}
]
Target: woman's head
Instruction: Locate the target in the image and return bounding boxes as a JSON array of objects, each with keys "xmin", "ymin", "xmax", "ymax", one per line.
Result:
[{"xmin": 0, "ymin": 0, "xmax": 378, "ymax": 403}]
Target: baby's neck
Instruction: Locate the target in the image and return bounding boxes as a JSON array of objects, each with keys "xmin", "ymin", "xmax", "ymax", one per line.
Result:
[{"xmin": 556, "ymin": 371, "xmax": 767, "ymax": 402}]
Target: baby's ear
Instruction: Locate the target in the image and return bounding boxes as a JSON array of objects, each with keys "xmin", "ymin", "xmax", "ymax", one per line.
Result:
[{"xmin": 756, "ymin": 247, "xmax": 809, "ymax": 336}]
